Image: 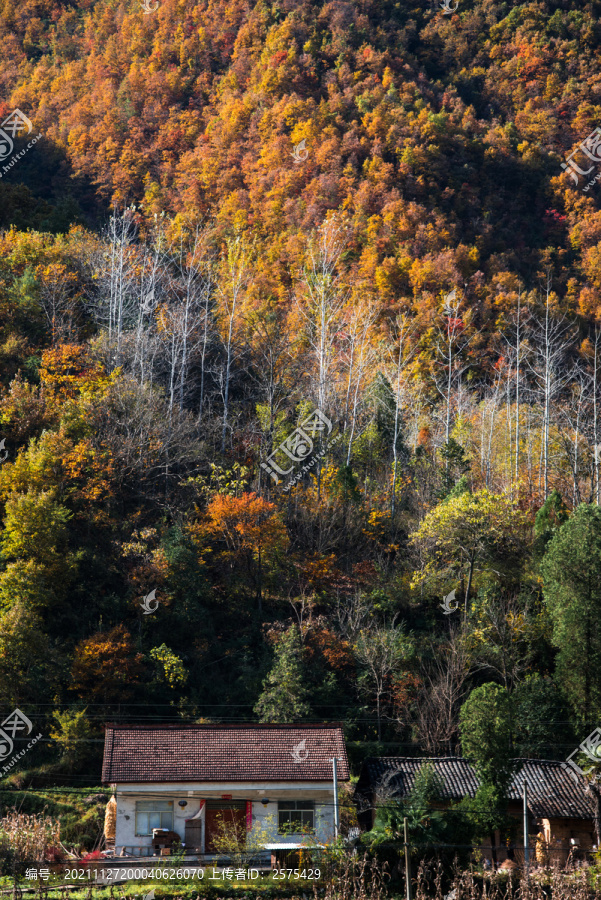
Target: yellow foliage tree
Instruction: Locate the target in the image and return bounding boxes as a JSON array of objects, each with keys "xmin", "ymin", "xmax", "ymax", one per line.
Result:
[{"xmin": 411, "ymin": 487, "xmax": 528, "ymax": 616}]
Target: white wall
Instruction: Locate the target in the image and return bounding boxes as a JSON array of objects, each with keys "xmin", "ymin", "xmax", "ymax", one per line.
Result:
[
  {"xmin": 115, "ymin": 794, "xmax": 204, "ymax": 849},
  {"xmin": 113, "ymin": 782, "xmax": 336, "ymax": 852},
  {"xmin": 250, "ymin": 797, "xmax": 334, "ymax": 845}
]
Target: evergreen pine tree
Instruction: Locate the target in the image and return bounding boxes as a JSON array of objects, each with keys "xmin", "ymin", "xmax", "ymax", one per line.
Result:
[{"xmin": 254, "ymin": 626, "xmax": 312, "ymax": 723}]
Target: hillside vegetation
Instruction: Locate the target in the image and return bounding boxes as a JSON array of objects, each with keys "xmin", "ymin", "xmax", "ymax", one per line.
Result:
[{"xmin": 0, "ymin": 0, "xmax": 601, "ymax": 789}]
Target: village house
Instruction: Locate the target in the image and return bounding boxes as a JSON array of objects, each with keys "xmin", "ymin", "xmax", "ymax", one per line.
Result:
[
  {"xmin": 356, "ymin": 756, "xmax": 596, "ymax": 866},
  {"xmin": 102, "ymin": 723, "xmax": 349, "ymax": 861}
]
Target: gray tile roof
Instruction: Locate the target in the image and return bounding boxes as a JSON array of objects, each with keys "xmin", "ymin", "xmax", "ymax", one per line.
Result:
[
  {"xmin": 511, "ymin": 758, "xmax": 595, "ymax": 819},
  {"xmin": 359, "ymin": 757, "xmax": 480, "ymax": 802},
  {"xmin": 102, "ymin": 723, "xmax": 349, "ymax": 783},
  {"xmin": 358, "ymin": 757, "xmax": 595, "ymax": 820}
]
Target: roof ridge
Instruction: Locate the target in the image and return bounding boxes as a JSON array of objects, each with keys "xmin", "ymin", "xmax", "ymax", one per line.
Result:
[
  {"xmin": 370, "ymin": 756, "xmax": 567, "ymax": 764},
  {"xmin": 104, "ymin": 722, "xmax": 345, "ymax": 730}
]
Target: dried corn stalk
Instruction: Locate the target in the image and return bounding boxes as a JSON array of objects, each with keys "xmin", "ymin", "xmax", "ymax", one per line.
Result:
[
  {"xmin": 104, "ymin": 796, "xmax": 116, "ymax": 842},
  {"xmin": 0, "ymin": 812, "xmax": 60, "ymax": 865}
]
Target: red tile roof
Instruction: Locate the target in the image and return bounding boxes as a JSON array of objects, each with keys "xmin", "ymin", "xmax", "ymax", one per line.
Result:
[{"xmin": 102, "ymin": 723, "xmax": 349, "ymax": 783}]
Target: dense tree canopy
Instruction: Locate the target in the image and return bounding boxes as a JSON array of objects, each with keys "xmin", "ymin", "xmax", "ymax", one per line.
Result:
[{"xmin": 0, "ymin": 0, "xmax": 601, "ymax": 797}]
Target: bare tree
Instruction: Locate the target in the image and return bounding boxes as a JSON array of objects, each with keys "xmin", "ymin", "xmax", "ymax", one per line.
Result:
[
  {"xmin": 295, "ymin": 218, "xmax": 348, "ymax": 415},
  {"xmin": 216, "ymin": 233, "xmax": 253, "ymax": 454},
  {"xmin": 527, "ymin": 277, "xmax": 574, "ymax": 499},
  {"xmin": 245, "ymin": 308, "xmax": 299, "ymax": 492},
  {"xmin": 336, "ymin": 592, "xmax": 372, "ymax": 643},
  {"xmin": 557, "ymin": 367, "xmax": 588, "ymax": 507},
  {"xmin": 500, "ymin": 289, "xmax": 529, "ymax": 495},
  {"xmin": 581, "ymin": 326, "xmax": 601, "ymax": 503},
  {"xmin": 413, "ymin": 628, "xmax": 471, "ymax": 755},
  {"xmin": 480, "ymin": 367, "xmax": 502, "ymax": 489},
  {"xmin": 354, "ymin": 619, "xmax": 411, "ymax": 742},
  {"xmin": 162, "ymin": 229, "xmax": 215, "ymax": 416},
  {"xmin": 432, "ymin": 291, "xmax": 476, "ymax": 453},
  {"xmin": 89, "ymin": 375, "xmax": 200, "ymax": 505},
  {"xmin": 293, "ymin": 218, "xmax": 349, "ymax": 497},
  {"xmin": 467, "ymin": 592, "xmax": 535, "ymax": 690},
  {"xmin": 131, "ymin": 221, "xmax": 166, "ymax": 386},
  {"xmin": 36, "ymin": 263, "xmax": 81, "ymax": 344},
  {"xmin": 387, "ymin": 314, "xmax": 416, "ymax": 516},
  {"xmin": 91, "ymin": 207, "xmax": 141, "ymax": 367},
  {"xmin": 342, "ymin": 299, "xmax": 379, "ymax": 466},
  {"xmin": 593, "ymin": 327, "xmax": 601, "ymax": 504}
]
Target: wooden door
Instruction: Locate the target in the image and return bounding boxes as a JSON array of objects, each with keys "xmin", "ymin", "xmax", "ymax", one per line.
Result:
[
  {"xmin": 184, "ymin": 818, "xmax": 203, "ymax": 852},
  {"xmin": 204, "ymin": 802, "xmax": 246, "ymax": 853}
]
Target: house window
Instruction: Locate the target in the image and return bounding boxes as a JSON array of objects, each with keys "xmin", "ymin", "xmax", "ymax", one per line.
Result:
[
  {"xmin": 278, "ymin": 801, "xmax": 314, "ymax": 833},
  {"xmin": 135, "ymin": 800, "xmax": 173, "ymax": 835}
]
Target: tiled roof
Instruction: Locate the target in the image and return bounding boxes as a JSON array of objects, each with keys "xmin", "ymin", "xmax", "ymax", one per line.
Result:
[
  {"xmin": 358, "ymin": 757, "xmax": 480, "ymax": 802},
  {"xmin": 510, "ymin": 759, "xmax": 595, "ymax": 819},
  {"xmin": 358, "ymin": 757, "xmax": 595, "ymax": 820},
  {"xmin": 102, "ymin": 723, "xmax": 349, "ymax": 784}
]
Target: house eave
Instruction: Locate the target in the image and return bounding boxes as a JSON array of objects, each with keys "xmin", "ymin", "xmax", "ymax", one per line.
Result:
[{"xmin": 112, "ymin": 780, "xmax": 337, "ymax": 791}]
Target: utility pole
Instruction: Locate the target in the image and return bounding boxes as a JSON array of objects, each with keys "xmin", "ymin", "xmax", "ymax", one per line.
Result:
[
  {"xmin": 523, "ymin": 781, "xmax": 529, "ymax": 875},
  {"xmin": 330, "ymin": 758, "xmax": 340, "ymax": 839},
  {"xmin": 404, "ymin": 816, "xmax": 412, "ymax": 900}
]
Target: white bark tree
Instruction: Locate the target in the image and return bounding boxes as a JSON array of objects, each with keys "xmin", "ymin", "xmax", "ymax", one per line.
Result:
[
  {"xmin": 433, "ymin": 291, "xmax": 476, "ymax": 450},
  {"xmin": 387, "ymin": 314, "xmax": 416, "ymax": 516},
  {"xmin": 527, "ymin": 277, "xmax": 574, "ymax": 499},
  {"xmin": 295, "ymin": 219, "xmax": 348, "ymax": 416},
  {"xmin": 94, "ymin": 207, "xmax": 140, "ymax": 368},
  {"xmin": 342, "ymin": 299, "xmax": 379, "ymax": 466},
  {"xmin": 216, "ymin": 233, "xmax": 253, "ymax": 454}
]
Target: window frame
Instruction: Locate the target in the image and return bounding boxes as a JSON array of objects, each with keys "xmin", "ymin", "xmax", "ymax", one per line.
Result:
[
  {"xmin": 135, "ymin": 800, "xmax": 174, "ymax": 836},
  {"xmin": 277, "ymin": 800, "xmax": 315, "ymax": 834}
]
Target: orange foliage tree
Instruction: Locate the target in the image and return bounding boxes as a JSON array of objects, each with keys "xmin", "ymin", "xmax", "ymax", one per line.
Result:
[
  {"xmin": 71, "ymin": 625, "xmax": 145, "ymax": 706},
  {"xmin": 202, "ymin": 492, "xmax": 288, "ymax": 612}
]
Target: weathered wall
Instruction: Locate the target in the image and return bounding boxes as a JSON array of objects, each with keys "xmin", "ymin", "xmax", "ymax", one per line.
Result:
[{"xmin": 113, "ymin": 782, "xmax": 336, "ymax": 852}]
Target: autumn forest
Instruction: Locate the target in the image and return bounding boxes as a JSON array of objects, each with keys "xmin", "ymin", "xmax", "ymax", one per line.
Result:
[{"xmin": 1, "ymin": 0, "xmax": 601, "ymax": 809}]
